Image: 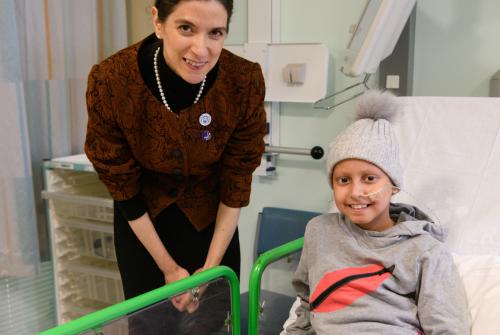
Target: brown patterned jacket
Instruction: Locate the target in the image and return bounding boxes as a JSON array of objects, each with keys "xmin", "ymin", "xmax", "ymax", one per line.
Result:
[{"xmin": 85, "ymin": 42, "xmax": 267, "ymax": 231}]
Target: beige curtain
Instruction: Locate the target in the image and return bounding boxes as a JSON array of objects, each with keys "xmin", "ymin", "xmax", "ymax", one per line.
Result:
[
  {"xmin": 0, "ymin": 0, "xmax": 126, "ymax": 276},
  {"xmin": 0, "ymin": 2, "xmax": 127, "ymax": 333}
]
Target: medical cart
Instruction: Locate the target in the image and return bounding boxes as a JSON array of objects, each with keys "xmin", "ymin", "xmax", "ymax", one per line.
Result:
[{"xmin": 42, "ymin": 155, "xmax": 123, "ymax": 325}]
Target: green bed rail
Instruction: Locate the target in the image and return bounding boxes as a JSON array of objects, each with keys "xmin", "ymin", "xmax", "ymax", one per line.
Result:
[
  {"xmin": 39, "ymin": 265, "xmax": 240, "ymax": 335},
  {"xmin": 247, "ymin": 237, "xmax": 304, "ymax": 335}
]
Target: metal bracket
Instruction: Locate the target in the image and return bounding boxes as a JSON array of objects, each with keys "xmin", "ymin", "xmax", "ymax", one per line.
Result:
[
  {"xmin": 265, "ymin": 145, "xmax": 324, "ymax": 160},
  {"xmin": 313, "ymin": 73, "xmax": 371, "ymax": 110}
]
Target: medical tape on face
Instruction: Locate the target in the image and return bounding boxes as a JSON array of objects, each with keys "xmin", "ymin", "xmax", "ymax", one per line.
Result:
[{"xmin": 360, "ymin": 185, "xmax": 400, "ymax": 199}]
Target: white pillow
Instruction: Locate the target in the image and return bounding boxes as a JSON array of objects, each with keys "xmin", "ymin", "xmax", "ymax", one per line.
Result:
[
  {"xmin": 280, "ymin": 254, "xmax": 500, "ymax": 335},
  {"xmin": 453, "ymin": 254, "xmax": 500, "ymax": 335}
]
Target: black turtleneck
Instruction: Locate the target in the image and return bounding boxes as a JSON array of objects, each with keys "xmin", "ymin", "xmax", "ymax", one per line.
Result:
[{"xmin": 137, "ymin": 34, "xmax": 218, "ymax": 114}]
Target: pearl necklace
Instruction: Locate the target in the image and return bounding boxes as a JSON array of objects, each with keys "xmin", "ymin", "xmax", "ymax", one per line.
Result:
[{"xmin": 153, "ymin": 46, "xmax": 206, "ymax": 112}]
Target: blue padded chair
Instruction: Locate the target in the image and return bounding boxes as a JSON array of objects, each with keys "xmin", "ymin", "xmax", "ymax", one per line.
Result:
[
  {"xmin": 254, "ymin": 207, "xmax": 321, "ymax": 259},
  {"xmin": 241, "ymin": 207, "xmax": 321, "ymax": 335}
]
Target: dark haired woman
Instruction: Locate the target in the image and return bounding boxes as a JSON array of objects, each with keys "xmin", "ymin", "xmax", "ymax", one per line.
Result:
[{"xmin": 85, "ymin": 0, "xmax": 266, "ymax": 318}]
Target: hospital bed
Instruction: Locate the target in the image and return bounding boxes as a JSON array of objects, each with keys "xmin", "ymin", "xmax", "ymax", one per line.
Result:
[{"xmin": 248, "ymin": 96, "xmax": 500, "ymax": 335}]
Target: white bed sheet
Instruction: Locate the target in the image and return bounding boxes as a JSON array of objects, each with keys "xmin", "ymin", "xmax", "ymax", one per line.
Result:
[
  {"xmin": 390, "ymin": 96, "xmax": 500, "ymax": 333},
  {"xmin": 393, "ymin": 97, "xmax": 500, "ymax": 256}
]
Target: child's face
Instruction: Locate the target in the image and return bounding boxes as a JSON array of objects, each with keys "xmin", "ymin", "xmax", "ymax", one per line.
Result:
[{"xmin": 332, "ymin": 159, "xmax": 395, "ymax": 232}]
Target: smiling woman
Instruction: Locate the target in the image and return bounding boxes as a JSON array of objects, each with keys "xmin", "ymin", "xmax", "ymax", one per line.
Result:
[
  {"xmin": 152, "ymin": 0, "xmax": 229, "ymax": 84},
  {"xmin": 84, "ymin": 0, "xmax": 266, "ymax": 332}
]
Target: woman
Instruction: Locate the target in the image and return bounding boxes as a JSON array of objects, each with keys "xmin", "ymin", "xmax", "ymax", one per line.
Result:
[{"xmin": 85, "ymin": 0, "xmax": 266, "ymax": 316}]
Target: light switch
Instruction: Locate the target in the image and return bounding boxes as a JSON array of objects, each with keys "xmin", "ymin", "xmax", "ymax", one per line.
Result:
[{"xmin": 282, "ymin": 63, "xmax": 306, "ymax": 85}]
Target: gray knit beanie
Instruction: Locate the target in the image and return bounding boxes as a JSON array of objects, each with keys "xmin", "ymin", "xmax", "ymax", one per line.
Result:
[{"xmin": 326, "ymin": 90, "xmax": 402, "ymax": 188}]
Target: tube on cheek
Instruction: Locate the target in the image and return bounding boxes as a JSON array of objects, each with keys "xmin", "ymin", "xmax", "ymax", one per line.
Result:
[{"xmin": 359, "ymin": 185, "xmax": 399, "ymax": 201}]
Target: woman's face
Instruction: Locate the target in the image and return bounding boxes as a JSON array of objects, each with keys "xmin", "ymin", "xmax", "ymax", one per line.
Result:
[{"xmin": 153, "ymin": 0, "xmax": 228, "ymax": 84}]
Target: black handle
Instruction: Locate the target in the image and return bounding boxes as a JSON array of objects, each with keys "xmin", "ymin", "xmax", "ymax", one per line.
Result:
[{"xmin": 310, "ymin": 146, "xmax": 324, "ymax": 160}]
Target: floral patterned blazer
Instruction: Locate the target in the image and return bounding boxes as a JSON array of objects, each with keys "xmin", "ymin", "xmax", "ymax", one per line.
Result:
[{"xmin": 85, "ymin": 42, "xmax": 267, "ymax": 231}]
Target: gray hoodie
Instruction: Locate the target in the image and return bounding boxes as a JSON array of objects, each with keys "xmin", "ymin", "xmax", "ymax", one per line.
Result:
[{"xmin": 285, "ymin": 203, "xmax": 470, "ymax": 335}]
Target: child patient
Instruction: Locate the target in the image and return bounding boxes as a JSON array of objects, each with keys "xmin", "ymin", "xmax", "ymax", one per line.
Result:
[{"xmin": 284, "ymin": 91, "xmax": 470, "ymax": 334}]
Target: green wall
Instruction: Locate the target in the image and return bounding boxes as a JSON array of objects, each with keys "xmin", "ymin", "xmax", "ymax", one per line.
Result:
[{"xmin": 413, "ymin": 0, "xmax": 500, "ymax": 96}]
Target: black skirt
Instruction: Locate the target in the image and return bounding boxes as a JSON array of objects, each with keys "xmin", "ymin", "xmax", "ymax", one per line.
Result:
[{"xmin": 113, "ymin": 203, "xmax": 240, "ymax": 299}]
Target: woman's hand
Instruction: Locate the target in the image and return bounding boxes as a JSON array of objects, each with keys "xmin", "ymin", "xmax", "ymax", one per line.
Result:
[
  {"xmin": 184, "ymin": 267, "xmax": 209, "ymax": 313},
  {"xmin": 164, "ymin": 265, "xmax": 190, "ymax": 285},
  {"xmin": 128, "ymin": 213, "xmax": 193, "ymax": 311},
  {"xmin": 182, "ymin": 203, "xmax": 241, "ymax": 313},
  {"xmin": 164, "ymin": 265, "xmax": 192, "ymax": 312}
]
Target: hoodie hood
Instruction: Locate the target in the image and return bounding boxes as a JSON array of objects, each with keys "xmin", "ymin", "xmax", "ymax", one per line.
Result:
[{"xmin": 389, "ymin": 202, "xmax": 446, "ymax": 242}]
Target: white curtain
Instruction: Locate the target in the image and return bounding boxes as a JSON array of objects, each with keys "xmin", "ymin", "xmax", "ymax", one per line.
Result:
[{"xmin": 0, "ymin": 0, "xmax": 127, "ymax": 277}]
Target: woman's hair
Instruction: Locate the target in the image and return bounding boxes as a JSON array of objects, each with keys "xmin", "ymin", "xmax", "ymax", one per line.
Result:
[{"xmin": 154, "ymin": 0, "xmax": 234, "ymax": 27}]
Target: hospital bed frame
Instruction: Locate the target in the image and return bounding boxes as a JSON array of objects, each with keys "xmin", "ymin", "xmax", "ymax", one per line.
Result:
[{"xmin": 38, "ymin": 266, "xmax": 241, "ymax": 335}]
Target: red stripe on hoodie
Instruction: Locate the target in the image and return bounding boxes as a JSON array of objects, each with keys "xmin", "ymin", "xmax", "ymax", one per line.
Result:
[{"xmin": 310, "ymin": 264, "xmax": 392, "ymax": 313}]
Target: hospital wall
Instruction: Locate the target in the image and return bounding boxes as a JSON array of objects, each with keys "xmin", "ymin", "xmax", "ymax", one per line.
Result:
[
  {"xmin": 413, "ymin": 0, "xmax": 500, "ymax": 96},
  {"xmin": 126, "ymin": 0, "xmax": 500, "ymax": 290}
]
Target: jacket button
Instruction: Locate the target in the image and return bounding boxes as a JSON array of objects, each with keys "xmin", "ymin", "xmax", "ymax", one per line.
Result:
[
  {"xmin": 171, "ymin": 149, "xmax": 182, "ymax": 158},
  {"xmin": 173, "ymin": 169, "xmax": 183, "ymax": 181}
]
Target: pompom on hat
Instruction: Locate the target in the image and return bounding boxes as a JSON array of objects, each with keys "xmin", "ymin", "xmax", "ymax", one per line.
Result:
[{"xmin": 326, "ymin": 90, "xmax": 402, "ymax": 188}]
